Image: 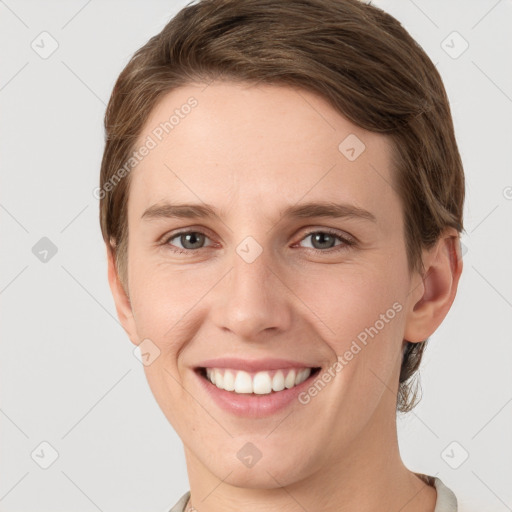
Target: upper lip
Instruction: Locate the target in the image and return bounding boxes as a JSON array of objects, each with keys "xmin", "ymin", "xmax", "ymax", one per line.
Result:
[{"xmin": 195, "ymin": 357, "xmax": 320, "ymax": 372}]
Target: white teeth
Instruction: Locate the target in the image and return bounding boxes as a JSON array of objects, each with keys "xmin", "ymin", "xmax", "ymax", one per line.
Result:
[
  {"xmin": 272, "ymin": 370, "xmax": 285, "ymax": 392},
  {"xmin": 223, "ymin": 370, "xmax": 235, "ymax": 391},
  {"xmin": 214, "ymin": 369, "xmax": 224, "ymax": 389},
  {"xmin": 234, "ymin": 371, "xmax": 253, "ymax": 393},
  {"xmin": 284, "ymin": 369, "xmax": 296, "ymax": 389},
  {"xmin": 204, "ymin": 367, "xmax": 313, "ymax": 394},
  {"xmin": 295, "ymin": 368, "xmax": 310, "ymax": 386},
  {"xmin": 253, "ymin": 372, "xmax": 272, "ymax": 394}
]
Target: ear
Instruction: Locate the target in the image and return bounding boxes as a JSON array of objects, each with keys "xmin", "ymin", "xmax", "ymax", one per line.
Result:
[
  {"xmin": 404, "ymin": 228, "xmax": 463, "ymax": 343},
  {"xmin": 106, "ymin": 244, "xmax": 139, "ymax": 346}
]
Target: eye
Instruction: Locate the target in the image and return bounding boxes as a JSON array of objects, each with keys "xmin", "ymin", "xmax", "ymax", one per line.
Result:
[
  {"xmin": 162, "ymin": 230, "xmax": 214, "ymax": 254},
  {"xmin": 297, "ymin": 229, "xmax": 355, "ymax": 252},
  {"xmin": 161, "ymin": 228, "xmax": 355, "ymax": 255}
]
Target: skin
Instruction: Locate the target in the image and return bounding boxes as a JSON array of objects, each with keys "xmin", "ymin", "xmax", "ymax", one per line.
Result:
[{"xmin": 107, "ymin": 81, "xmax": 463, "ymax": 512}]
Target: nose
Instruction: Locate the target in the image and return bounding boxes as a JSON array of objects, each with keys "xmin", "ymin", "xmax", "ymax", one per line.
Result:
[{"xmin": 211, "ymin": 245, "xmax": 293, "ymax": 341}]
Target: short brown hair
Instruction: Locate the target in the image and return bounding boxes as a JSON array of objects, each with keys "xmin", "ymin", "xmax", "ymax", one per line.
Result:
[{"xmin": 99, "ymin": 0, "xmax": 465, "ymax": 413}]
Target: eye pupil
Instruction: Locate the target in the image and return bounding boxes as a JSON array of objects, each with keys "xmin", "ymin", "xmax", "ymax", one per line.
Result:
[
  {"xmin": 182, "ymin": 232, "xmax": 204, "ymax": 249},
  {"xmin": 312, "ymin": 232, "xmax": 336, "ymax": 250}
]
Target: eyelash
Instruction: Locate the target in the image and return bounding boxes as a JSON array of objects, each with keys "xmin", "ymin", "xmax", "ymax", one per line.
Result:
[{"xmin": 160, "ymin": 228, "xmax": 356, "ymax": 255}]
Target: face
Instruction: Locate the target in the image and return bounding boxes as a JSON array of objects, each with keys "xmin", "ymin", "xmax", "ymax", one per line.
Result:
[{"xmin": 110, "ymin": 81, "xmax": 435, "ymax": 488}]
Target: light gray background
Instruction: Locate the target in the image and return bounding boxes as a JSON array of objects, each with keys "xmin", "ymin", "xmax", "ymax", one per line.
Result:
[{"xmin": 1, "ymin": 0, "xmax": 511, "ymax": 511}]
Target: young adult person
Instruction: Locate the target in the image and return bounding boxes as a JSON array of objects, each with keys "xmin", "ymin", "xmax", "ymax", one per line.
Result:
[{"xmin": 99, "ymin": 1, "xmax": 465, "ymax": 510}]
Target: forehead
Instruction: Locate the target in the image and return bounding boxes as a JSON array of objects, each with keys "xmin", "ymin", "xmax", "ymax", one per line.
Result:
[{"xmin": 129, "ymin": 81, "xmax": 400, "ymax": 226}]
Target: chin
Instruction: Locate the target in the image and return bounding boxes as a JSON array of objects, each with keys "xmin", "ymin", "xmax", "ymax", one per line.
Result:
[
  {"xmin": 215, "ymin": 462, "xmax": 311, "ymax": 490},
  {"xmin": 197, "ymin": 439, "xmax": 317, "ymax": 489}
]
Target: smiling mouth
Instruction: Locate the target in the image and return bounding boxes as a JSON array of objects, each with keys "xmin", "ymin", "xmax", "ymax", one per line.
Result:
[{"xmin": 196, "ymin": 366, "xmax": 321, "ymax": 395}]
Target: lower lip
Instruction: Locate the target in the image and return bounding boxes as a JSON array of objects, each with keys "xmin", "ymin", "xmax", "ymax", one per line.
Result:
[{"xmin": 194, "ymin": 368, "xmax": 320, "ymax": 418}]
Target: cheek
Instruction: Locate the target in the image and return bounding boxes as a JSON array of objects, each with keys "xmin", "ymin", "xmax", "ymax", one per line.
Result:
[
  {"xmin": 297, "ymin": 264, "xmax": 404, "ymax": 333},
  {"xmin": 292, "ymin": 265, "xmax": 407, "ymax": 387},
  {"xmin": 128, "ymin": 231, "xmax": 409, "ymax": 362},
  {"xmin": 127, "ymin": 250, "xmax": 216, "ymax": 352}
]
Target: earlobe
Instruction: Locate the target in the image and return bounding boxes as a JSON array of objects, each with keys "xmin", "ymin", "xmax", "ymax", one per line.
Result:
[
  {"xmin": 404, "ymin": 230, "xmax": 463, "ymax": 343},
  {"xmin": 106, "ymin": 245, "xmax": 139, "ymax": 346}
]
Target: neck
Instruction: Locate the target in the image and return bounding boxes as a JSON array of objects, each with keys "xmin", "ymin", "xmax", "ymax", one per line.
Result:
[{"xmin": 182, "ymin": 402, "xmax": 436, "ymax": 512}]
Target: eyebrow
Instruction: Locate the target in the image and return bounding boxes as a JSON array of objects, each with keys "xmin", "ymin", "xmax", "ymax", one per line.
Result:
[{"xmin": 141, "ymin": 201, "xmax": 376, "ymax": 223}]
